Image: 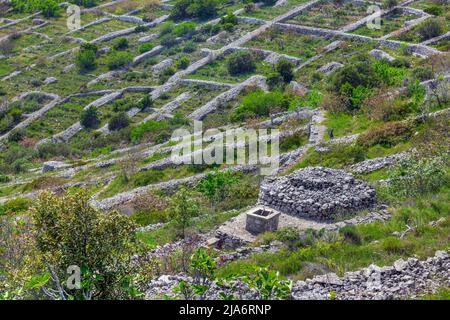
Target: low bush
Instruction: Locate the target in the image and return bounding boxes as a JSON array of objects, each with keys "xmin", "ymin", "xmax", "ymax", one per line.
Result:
[
  {"xmin": 138, "ymin": 43, "xmax": 154, "ymax": 54},
  {"xmin": 113, "ymin": 37, "xmax": 129, "ymax": 50},
  {"xmin": 108, "ymin": 112, "xmax": 130, "ymax": 131},
  {"xmin": 417, "ymin": 18, "xmax": 446, "ymax": 41},
  {"xmin": 357, "ymin": 121, "xmax": 412, "ymax": 148},
  {"xmin": 227, "ymin": 51, "xmax": 256, "ymax": 76},
  {"xmin": 80, "ymin": 107, "xmax": 100, "ymax": 129},
  {"xmin": 231, "ymin": 90, "xmax": 290, "ymax": 121},
  {"xmin": 107, "ymin": 51, "xmax": 133, "ymax": 70}
]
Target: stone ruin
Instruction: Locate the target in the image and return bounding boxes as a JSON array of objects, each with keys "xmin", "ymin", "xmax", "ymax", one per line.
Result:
[
  {"xmin": 259, "ymin": 167, "xmax": 376, "ymax": 221},
  {"xmin": 245, "ymin": 206, "xmax": 280, "ymax": 235}
]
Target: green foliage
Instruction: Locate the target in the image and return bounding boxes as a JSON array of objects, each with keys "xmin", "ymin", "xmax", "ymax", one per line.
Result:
[
  {"xmin": 276, "ymin": 59, "xmax": 294, "ymax": 83},
  {"xmin": 382, "ymin": 0, "xmax": 398, "ymax": 9},
  {"xmin": 28, "ymin": 190, "xmax": 139, "ymax": 299},
  {"xmin": 0, "ymin": 197, "xmax": 32, "ymax": 216},
  {"xmin": 231, "ymin": 90, "xmax": 289, "ymax": 121},
  {"xmin": 172, "ymin": 21, "xmax": 197, "ymax": 37},
  {"xmin": 80, "ymin": 107, "xmax": 100, "ymax": 129},
  {"xmin": 384, "ymin": 155, "xmax": 449, "ymax": 199},
  {"xmin": 113, "ymin": 37, "xmax": 129, "ymax": 50},
  {"xmin": 226, "ymin": 51, "xmax": 256, "ymax": 76},
  {"xmin": 171, "ymin": 187, "xmax": 200, "ymax": 238},
  {"xmin": 75, "ymin": 45, "xmax": 97, "ymax": 71},
  {"xmin": 197, "ymin": 171, "xmax": 240, "ymax": 208},
  {"xmin": 175, "ymin": 56, "xmax": 190, "ymax": 70},
  {"xmin": 138, "ymin": 42, "xmax": 154, "ymax": 54},
  {"xmin": 108, "ymin": 112, "xmax": 130, "ymax": 131},
  {"xmin": 11, "ymin": 0, "xmax": 60, "ymax": 17},
  {"xmin": 130, "ymin": 120, "xmax": 169, "ymax": 143},
  {"xmin": 171, "ymin": 0, "xmax": 219, "ymax": 20},
  {"xmin": 242, "ymin": 267, "xmax": 292, "ymax": 300},
  {"xmin": 417, "ymin": 18, "xmax": 446, "ymax": 41},
  {"xmin": 357, "ymin": 121, "xmax": 412, "ymax": 148},
  {"xmin": 424, "ymin": 5, "xmax": 444, "ymax": 16},
  {"xmin": 107, "ymin": 51, "xmax": 133, "ymax": 70}
]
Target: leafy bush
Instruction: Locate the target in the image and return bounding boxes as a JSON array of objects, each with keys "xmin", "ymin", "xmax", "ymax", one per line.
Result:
[
  {"xmin": 417, "ymin": 18, "xmax": 446, "ymax": 41},
  {"xmin": 108, "ymin": 112, "xmax": 130, "ymax": 131},
  {"xmin": 113, "ymin": 37, "xmax": 129, "ymax": 50},
  {"xmin": 330, "ymin": 57, "xmax": 379, "ymax": 93},
  {"xmin": 357, "ymin": 121, "xmax": 412, "ymax": 148},
  {"xmin": 171, "ymin": 0, "xmax": 219, "ymax": 20},
  {"xmin": 11, "ymin": 0, "xmax": 60, "ymax": 17},
  {"xmin": 412, "ymin": 66, "xmax": 434, "ymax": 81},
  {"xmin": 0, "ymin": 197, "xmax": 32, "ymax": 215},
  {"xmin": 130, "ymin": 120, "xmax": 169, "ymax": 143},
  {"xmin": 138, "ymin": 42, "xmax": 154, "ymax": 54},
  {"xmin": 226, "ymin": 51, "xmax": 256, "ymax": 76},
  {"xmin": 80, "ymin": 107, "xmax": 100, "ymax": 129},
  {"xmin": 276, "ymin": 59, "xmax": 294, "ymax": 83},
  {"xmin": 175, "ymin": 56, "xmax": 190, "ymax": 69},
  {"xmin": 37, "ymin": 142, "xmax": 73, "ymax": 159},
  {"xmin": 107, "ymin": 51, "xmax": 133, "ymax": 70},
  {"xmin": 231, "ymin": 90, "xmax": 290, "ymax": 121},
  {"xmin": 197, "ymin": 171, "xmax": 240, "ymax": 208},
  {"xmin": 0, "ymin": 174, "xmax": 10, "ymax": 183},
  {"xmin": 75, "ymin": 43, "xmax": 98, "ymax": 71},
  {"xmin": 385, "ymin": 155, "xmax": 449, "ymax": 198},
  {"xmin": 382, "ymin": 0, "xmax": 398, "ymax": 9},
  {"xmin": 183, "ymin": 41, "xmax": 197, "ymax": 53},
  {"xmin": 172, "ymin": 21, "xmax": 197, "ymax": 37},
  {"xmin": 424, "ymin": 5, "xmax": 443, "ymax": 16}
]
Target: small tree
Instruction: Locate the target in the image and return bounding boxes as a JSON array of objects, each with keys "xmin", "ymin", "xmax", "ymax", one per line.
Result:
[
  {"xmin": 227, "ymin": 51, "xmax": 256, "ymax": 76},
  {"xmin": 171, "ymin": 187, "xmax": 199, "ymax": 239},
  {"xmin": 197, "ymin": 171, "xmax": 240, "ymax": 209},
  {"xmin": 28, "ymin": 190, "xmax": 139, "ymax": 300},
  {"xmin": 80, "ymin": 107, "xmax": 100, "ymax": 129}
]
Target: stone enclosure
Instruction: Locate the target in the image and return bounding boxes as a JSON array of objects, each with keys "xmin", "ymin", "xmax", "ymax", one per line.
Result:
[{"xmin": 259, "ymin": 167, "xmax": 377, "ymax": 221}]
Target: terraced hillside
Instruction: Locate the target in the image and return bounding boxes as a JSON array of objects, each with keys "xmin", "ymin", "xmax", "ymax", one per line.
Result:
[{"xmin": 0, "ymin": 0, "xmax": 449, "ymax": 301}]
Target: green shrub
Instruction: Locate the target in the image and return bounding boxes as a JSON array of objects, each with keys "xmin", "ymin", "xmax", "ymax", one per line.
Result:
[
  {"xmin": 113, "ymin": 37, "xmax": 129, "ymax": 50},
  {"xmin": 276, "ymin": 59, "xmax": 294, "ymax": 83},
  {"xmin": 80, "ymin": 107, "xmax": 100, "ymax": 129},
  {"xmin": 108, "ymin": 112, "xmax": 130, "ymax": 131},
  {"xmin": 424, "ymin": 5, "xmax": 443, "ymax": 16},
  {"xmin": 171, "ymin": 0, "xmax": 219, "ymax": 20},
  {"xmin": 227, "ymin": 51, "xmax": 256, "ymax": 76},
  {"xmin": 138, "ymin": 95, "xmax": 153, "ymax": 110},
  {"xmin": 11, "ymin": 0, "xmax": 60, "ymax": 17},
  {"xmin": 385, "ymin": 156, "xmax": 449, "ymax": 198},
  {"xmin": 417, "ymin": 18, "xmax": 446, "ymax": 41},
  {"xmin": 37, "ymin": 142, "xmax": 73, "ymax": 159},
  {"xmin": 339, "ymin": 225, "xmax": 362, "ymax": 245},
  {"xmin": 75, "ymin": 48, "xmax": 97, "ymax": 71},
  {"xmin": 412, "ymin": 67, "xmax": 434, "ymax": 81},
  {"xmin": 107, "ymin": 51, "xmax": 133, "ymax": 70},
  {"xmin": 382, "ymin": 0, "xmax": 397, "ymax": 9},
  {"xmin": 357, "ymin": 121, "xmax": 412, "ymax": 148},
  {"xmin": 0, "ymin": 197, "xmax": 32, "ymax": 215},
  {"xmin": 172, "ymin": 21, "xmax": 197, "ymax": 37},
  {"xmin": 0, "ymin": 174, "xmax": 10, "ymax": 183},
  {"xmin": 138, "ymin": 42, "xmax": 154, "ymax": 54},
  {"xmin": 231, "ymin": 90, "xmax": 289, "ymax": 121},
  {"xmin": 183, "ymin": 41, "xmax": 196, "ymax": 53},
  {"xmin": 175, "ymin": 56, "xmax": 190, "ymax": 69},
  {"xmin": 330, "ymin": 57, "xmax": 379, "ymax": 93},
  {"xmin": 130, "ymin": 120, "xmax": 169, "ymax": 143}
]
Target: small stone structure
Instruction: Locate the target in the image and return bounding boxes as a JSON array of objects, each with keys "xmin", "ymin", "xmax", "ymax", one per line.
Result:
[
  {"xmin": 259, "ymin": 167, "xmax": 376, "ymax": 221},
  {"xmin": 245, "ymin": 206, "xmax": 280, "ymax": 234}
]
